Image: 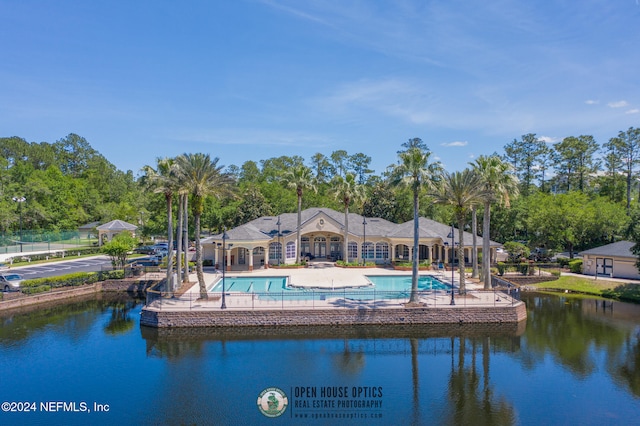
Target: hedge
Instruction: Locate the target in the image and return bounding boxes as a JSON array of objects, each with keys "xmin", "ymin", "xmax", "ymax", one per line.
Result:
[
  {"xmin": 20, "ymin": 270, "xmax": 125, "ymax": 294},
  {"xmin": 7, "ymin": 247, "xmax": 103, "ymax": 264},
  {"xmin": 569, "ymin": 259, "xmax": 583, "ymax": 274}
]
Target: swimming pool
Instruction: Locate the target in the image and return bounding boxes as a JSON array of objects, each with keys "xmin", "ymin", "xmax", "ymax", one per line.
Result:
[{"xmin": 209, "ymin": 275, "xmax": 449, "ymax": 301}]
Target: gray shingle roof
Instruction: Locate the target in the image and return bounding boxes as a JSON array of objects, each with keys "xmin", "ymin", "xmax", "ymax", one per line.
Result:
[
  {"xmin": 96, "ymin": 220, "xmax": 137, "ymax": 231},
  {"xmin": 203, "ymin": 207, "xmax": 500, "ymax": 247},
  {"xmin": 579, "ymin": 241, "xmax": 636, "ymax": 258}
]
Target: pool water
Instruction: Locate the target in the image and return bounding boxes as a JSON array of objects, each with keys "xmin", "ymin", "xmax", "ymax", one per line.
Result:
[
  {"xmin": 209, "ymin": 275, "xmax": 449, "ymax": 301},
  {"xmin": 210, "ymin": 276, "xmax": 288, "ymax": 292},
  {"xmin": 366, "ymin": 275, "xmax": 450, "ymax": 291}
]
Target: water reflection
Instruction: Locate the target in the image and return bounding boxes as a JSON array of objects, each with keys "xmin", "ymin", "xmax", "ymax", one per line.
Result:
[
  {"xmin": 0, "ymin": 293, "xmax": 639, "ymax": 425},
  {"xmin": 445, "ymin": 337, "xmax": 516, "ymax": 426},
  {"xmin": 521, "ymin": 294, "xmax": 638, "ymax": 383}
]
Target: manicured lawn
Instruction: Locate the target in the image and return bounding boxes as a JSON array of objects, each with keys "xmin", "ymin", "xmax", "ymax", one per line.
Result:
[{"xmin": 531, "ymin": 275, "xmax": 640, "ymax": 303}]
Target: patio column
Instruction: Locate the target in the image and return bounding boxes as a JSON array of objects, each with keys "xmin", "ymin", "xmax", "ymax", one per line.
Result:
[
  {"xmin": 265, "ymin": 245, "xmax": 270, "ymax": 268},
  {"xmin": 390, "ymin": 244, "xmax": 396, "ymax": 262},
  {"xmin": 248, "ymin": 248, "xmax": 254, "ymax": 271},
  {"xmin": 227, "ymin": 248, "xmax": 232, "ymax": 271}
]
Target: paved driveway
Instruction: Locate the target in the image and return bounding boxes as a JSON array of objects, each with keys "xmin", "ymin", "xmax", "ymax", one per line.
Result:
[{"xmin": 7, "ymin": 256, "xmax": 114, "ymax": 280}]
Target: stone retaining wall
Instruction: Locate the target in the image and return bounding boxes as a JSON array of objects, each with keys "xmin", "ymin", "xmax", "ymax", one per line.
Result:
[
  {"xmin": 140, "ymin": 303, "xmax": 527, "ymax": 328},
  {"xmin": 0, "ymin": 279, "xmax": 157, "ymax": 311},
  {"xmin": 0, "ymin": 284, "xmax": 101, "ymax": 310}
]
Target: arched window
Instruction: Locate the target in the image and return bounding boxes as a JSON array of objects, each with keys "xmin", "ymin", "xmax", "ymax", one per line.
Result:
[
  {"xmin": 269, "ymin": 242, "xmax": 282, "ymax": 260},
  {"xmin": 348, "ymin": 241, "xmax": 358, "ymax": 260},
  {"xmin": 362, "ymin": 242, "xmax": 374, "ymax": 259},
  {"xmin": 286, "ymin": 241, "xmax": 296, "ymax": 259},
  {"xmin": 376, "ymin": 242, "xmax": 389, "ymax": 259}
]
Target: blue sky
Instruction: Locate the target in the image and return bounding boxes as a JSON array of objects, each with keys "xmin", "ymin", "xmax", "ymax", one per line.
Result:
[{"xmin": 2, "ymin": 0, "xmax": 639, "ymax": 177}]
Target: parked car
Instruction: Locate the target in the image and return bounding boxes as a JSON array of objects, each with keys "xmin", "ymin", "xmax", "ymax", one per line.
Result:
[
  {"xmin": 0, "ymin": 273, "xmax": 24, "ymax": 292},
  {"xmin": 153, "ymin": 243, "xmax": 169, "ymax": 251},
  {"xmin": 134, "ymin": 246, "xmax": 156, "ymax": 255}
]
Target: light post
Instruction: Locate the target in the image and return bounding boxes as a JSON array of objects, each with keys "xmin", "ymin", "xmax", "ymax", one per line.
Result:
[
  {"xmin": 12, "ymin": 196, "xmax": 26, "ymax": 252},
  {"xmin": 221, "ymin": 230, "xmax": 228, "ymax": 309},
  {"xmin": 447, "ymin": 224, "xmax": 455, "ymax": 305},
  {"xmin": 362, "ymin": 217, "xmax": 368, "ymax": 266},
  {"xmin": 276, "ymin": 216, "xmax": 281, "ymax": 266}
]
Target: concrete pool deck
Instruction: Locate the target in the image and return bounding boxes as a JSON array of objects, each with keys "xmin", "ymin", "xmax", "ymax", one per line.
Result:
[{"xmin": 195, "ymin": 261, "xmax": 484, "ymax": 292}]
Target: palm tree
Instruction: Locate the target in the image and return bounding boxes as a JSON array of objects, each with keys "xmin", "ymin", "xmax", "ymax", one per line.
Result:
[
  {"xmin": 471, "ymin": 156, "xmax": 519, "ymax": 289},
  {"xmin": 281, "ymin": 165, "xmax": 317, "ymax": 264},
  {"xmin": 175, "ymin": 153, "xmax": 234, "ymax": 300},
  {"xmin": 390, "ymin": 147, "xmax": 441, "ymax": 303},
  {"xmin": 141, "ymin": 157, "xmax": 179, "ymax": 292},
  {"xmin": 471, "ymin": 206, "xmax": 479, "ymax": 279},
  {"xmin": 330, "ymin": 173, "xmax": 365, "ymax": 263},
  {"xmin": 430, "ymin": 169, "xmax": 486, "ymax": 294}
]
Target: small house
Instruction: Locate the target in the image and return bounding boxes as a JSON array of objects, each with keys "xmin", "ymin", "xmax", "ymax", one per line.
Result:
[{"xmin": 580, "ymin": 241, "xmax": 640, "ymax": 280}]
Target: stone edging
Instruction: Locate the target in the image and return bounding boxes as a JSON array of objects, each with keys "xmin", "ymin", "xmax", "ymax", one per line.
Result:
[
  {"xmin": 0, "ymin": 279, "xmax": 157, "ymax": 311},
  {"xmin": 140, "ymin": 302, "xmax": 527, "ymax": 328}
]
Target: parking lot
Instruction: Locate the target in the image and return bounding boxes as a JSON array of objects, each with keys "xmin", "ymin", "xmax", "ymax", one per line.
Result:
[{"xmin": 5, "ymin": 256, "xmax": 114, "ymax": 280}]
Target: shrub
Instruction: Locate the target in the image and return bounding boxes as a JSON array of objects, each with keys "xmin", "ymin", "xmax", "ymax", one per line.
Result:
[
  {"xmin": 518, "ymin": 262, "xmax": 529, "ymax": 275},
  {"xmin": 496, "ymin": 262, "xmax": 506, "ymax": 276},
  {"xmin": 569, "ymin": 259, "xmax": 583, "ymax": 274},
  {"xmin": 7, "ymin": 247, "xmax": 102, "ymax": 264},
  {"xmin": 21, "ymin": 285, "xmax": 51, "ymax": 294}
]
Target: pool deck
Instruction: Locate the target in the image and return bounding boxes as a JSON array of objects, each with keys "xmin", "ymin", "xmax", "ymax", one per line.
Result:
[
  {"xmin": 141, "ymin": 262, "xmax": 527, "ymax": 324},
  {"xmin": 202, "ymin": 261, "xmax": 480, "ymax": 291}
]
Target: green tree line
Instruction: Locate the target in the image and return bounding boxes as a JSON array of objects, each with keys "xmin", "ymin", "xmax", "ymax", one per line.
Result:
[{"xmin": 2, "ymin": 129, "xmax": 640, "ymax": 270}]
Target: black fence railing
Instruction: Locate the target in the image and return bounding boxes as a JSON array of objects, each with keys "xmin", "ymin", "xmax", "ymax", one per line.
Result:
[{"xmin": 145, "ymin": 288, "xmax": 520, "ymax": 310}]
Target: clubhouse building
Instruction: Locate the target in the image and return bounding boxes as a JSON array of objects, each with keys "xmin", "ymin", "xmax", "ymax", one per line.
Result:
[{"xmin": 202, "ymin": 208, "xmax": 500, "ymax": 271}]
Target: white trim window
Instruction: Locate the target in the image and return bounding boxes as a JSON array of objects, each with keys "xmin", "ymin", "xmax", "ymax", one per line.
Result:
[
  {"xmin": 363, "ymin": 242, "xmax": 374, "ymax": 259},
  {"xmin": 376, "ymin": 242, "xmax": 389, "ymax": 259},
  {"xmin": 286, "ymin": 241, "xmax": 296, "ymax": 259},
  {"xmin": 348, "ymin": 241, "xmax": 358, "ymax": 260},
  {"xmin": 269, "ymin": 242, "xmax": 282, "ymax": 260}
]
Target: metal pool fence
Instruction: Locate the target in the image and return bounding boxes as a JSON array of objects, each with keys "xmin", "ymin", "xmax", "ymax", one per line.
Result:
[{"xmin": 145, "ymin": 287, "xmax": 520, "ymax": 310}]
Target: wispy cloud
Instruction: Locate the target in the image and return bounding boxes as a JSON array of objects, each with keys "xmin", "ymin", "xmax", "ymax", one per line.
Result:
[
  {"xmin": 626, "ymin": 109, "xmax": 639, "ymax": 114},
  {"xmin": 608, "ymin": 100, "xmax": 629, "ymax": 108},
  {"xmin": 258, "ymin": 0, "xmax": 329, "ymax": 26},
  {"xmin": 584, "ymin": 100, "xmax": 599, "ymax": 105},
  {"xmin": 539, "ymin": 136, "xmax": 560, "ymax": 143},
  {"xmin": 173, "ymin": 128, "xmax": 329, "ymax": 147},
  {"xmin": 318, "ymin": 79, "xmax": 436, "ymax": 124},
  {"xmin": 441, "ymin": 141, "xmax": 468, "ymax": 147}
]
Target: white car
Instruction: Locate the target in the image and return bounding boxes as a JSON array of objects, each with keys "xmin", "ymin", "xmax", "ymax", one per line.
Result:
[{"xmin": 0, "ymin": 273, "xmax": 24, "ymax": 292}]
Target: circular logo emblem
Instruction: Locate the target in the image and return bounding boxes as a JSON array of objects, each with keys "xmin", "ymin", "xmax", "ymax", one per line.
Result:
[{"xmin": 257, "ymin": 387, "xmax": 288, "ymax": 418}]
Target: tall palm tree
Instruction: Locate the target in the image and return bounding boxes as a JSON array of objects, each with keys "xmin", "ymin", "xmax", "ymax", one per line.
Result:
[
  {"xmin": 175, "ymin": 153, "xmax": 234, "ymax": 300},
  {"xmin": 330, "ymin": 173, "xmax": 365, "ymax": 263},
  {"xmin": 471, "ymin": 156, "xmax": 520, "ymax": 289},
  {"xmin": 390, "ymin": 147, "xmax": 441, "ymax": 303},
  {"xmin": 471, "ymin": 206, "xmax": 479, "ymax": 279},
  {"xmin": 141, "ymin": 157, "xmax": 179, "ymax": 292},
  {"xmin": 281, "ymin": 165, "xmax": 317, "ymax": 263},
  {"xmin": 430, "ymin": 169, "xmax": 486, "ymax": 294}
]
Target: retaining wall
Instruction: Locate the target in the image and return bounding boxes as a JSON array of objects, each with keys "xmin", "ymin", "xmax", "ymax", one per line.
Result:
[
  {"xmin": 0, "ymin": 279, "xmax": 157, "ymax": 311},
  {"xmin": 140, "ymin": 303, "xmax": 527, "ymax": 328}
]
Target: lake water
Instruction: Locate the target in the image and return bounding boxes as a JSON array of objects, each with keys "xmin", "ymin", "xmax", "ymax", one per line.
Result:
[{"xmin": 0, "ymin": 293, "xmax": 639, "ymax": 425}]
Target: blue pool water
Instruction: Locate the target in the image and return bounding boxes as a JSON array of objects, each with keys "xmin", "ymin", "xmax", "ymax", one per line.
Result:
[{"xmin": 209, "ymin": 275, "xmax": 449, "ymax": 301}]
